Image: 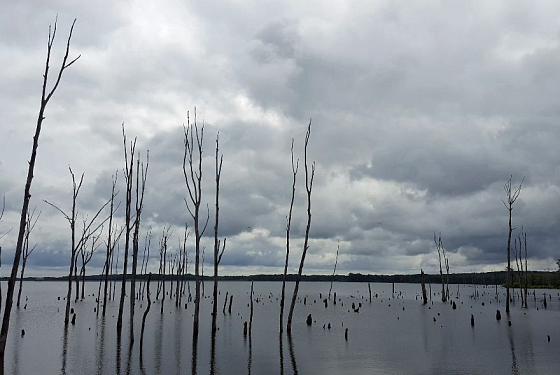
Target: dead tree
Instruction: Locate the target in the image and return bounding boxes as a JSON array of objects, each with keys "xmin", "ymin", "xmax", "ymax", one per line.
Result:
[
  {"xmin": 80, "ymin": 231, "xmax": 102, "ymax": 300},
  {"xmin": 117, "ymin": 125, "xmax": 137, "ymax": 336},
  {"xmin": 129, "ymin": 151, "xmax": 149, "ymax": 343},
  {"xmin": 140, "ymin": 273, "xmax": 152, "ymax": 354},
  {"xmin": 249, "ymin": 281, "xmax": 254, "ymax": 335},
  {"xmin": 503, "ymin": 176, "xmax": 523, "ymax": 314},
  {"xmin": 434, "ymin": 232, "xmax": 447, "ymax": 303},
  {"xmin": 280, "ymin": 139, "xmax": 298, "ymax": 333},
  {"xmin": 0, "ymin": 18, "xmax": 80, "ymax": 357},
  {"xmin": 102, "ymin": 174, "xmax": 119, "ymax": 316},
  {"xmin": 328, "ymin": 241, "xmax": 339, "ymax": 300},
  {"xmin": 175, "ymin": 227, "xmax": 188, "ymax": 307},
  {"xmin": 159, "ymin": 227, "xmax": 171, "ymax": 314},
  {"xmin": 212, "ymin": 132, "xmax": 226, "ymax": 334},
  {"xmin": 45, "ymin": 167, "xmax": 110, "ymax": 325},
  {"xmin": 183, "ymin": 110, "xmax": 210, "ymax": 340},
  {"xmin": 287, "ymin": 120, "xmax": 315, "ymax": 334},
  {"xmin": 139, "ymin": 230, "xmax": 152, "ymax": 301},
  {"xmin": 17, "ymin": 207, "xmax": 40, "ymax": 308},
  {"xmin": 421, "ymin": 269, "xmax": 428, "ymax": 304}
]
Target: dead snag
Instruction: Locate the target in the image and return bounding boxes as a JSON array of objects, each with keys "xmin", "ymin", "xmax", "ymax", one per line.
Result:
[
  {"xmin": 183, "ymin": 109, "xmax": 210, "ymax": 340},
  {"xmin": 328, "ymin": 241, "xmax": 339, "ymax": 301},
  {"xmin": 280, "ymin": 139, "xmax": 298, "ymax": 334},
  {"xmin": 140, "ymin": 273, "xmax": 152, "ymax": 354},
  {"xmin": 421, "ymin": 269, "xmax": 428, "ymax": 305},
  {"xmin": 502, "ymin": 176, "xmax": 523, "ymax": 314},
  {"xmin": 130, "ymin": 151, "xmax": 149, "ymax": 343},
  {"xmin": 434, "ymin": 232, "xmax": 447, "ymax": 303},
  {"xmin": 117, "ymin": 125, "xmax": 136, "ymax": 336},
  {"xmin": 45, "ymin": 167, "xmax": 110, "ymax": 325},
  {"xmin": 212, "ymin": 132, "xmax": 226, "ymax": 334},
  {"xmin": 0, "ymin": 17, "xmax": 80, "ymax": 357},
  {"xmin": 287, "ymin": 120, "xmax": 315, "ymax": 334},
  {"xmin": 17, "ymin": 207, "xmax": 40, "ymax": 308}
]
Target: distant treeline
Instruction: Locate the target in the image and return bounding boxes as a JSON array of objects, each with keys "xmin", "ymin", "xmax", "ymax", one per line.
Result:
[{"xmin": 7, "ymin": 270, "xmax": 560, "ymax": 288}]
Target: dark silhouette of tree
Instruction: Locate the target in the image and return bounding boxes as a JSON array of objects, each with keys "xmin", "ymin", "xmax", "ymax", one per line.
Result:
[
  {"xmin": 17, "ymin": 207, "xmax": 40, "ymax": 308},
  {"xmin": 45, "ymin": 167, "xmax": 110, "ymax": 325},
  {"xmin": 0, "ymin": 18, "xmax": 80, "ymax": 359},
  {"xmin": 183, "ymin": 109, "xmax": 210, "ymax": 340},
  {"xmin": 503, "ymin": 175, "xmax": 523, "ymax": 314},
  {"xmin": 212, "ymin": 132, "xmax": 226, "ymax": 334},
  {"xmin": 434, "ymin": 232, "xmax": 447, "ymax": 303},
  {"xmin": 280, "ymin": 140, "xmax": 298, "ymax": 334},
  {"xmin": 287, "ymin": 120, "xmax": 315, "ymax": 333},
  {"xmin": 117, "ymin": 125, "xmax": 136, "ymax": 336}
]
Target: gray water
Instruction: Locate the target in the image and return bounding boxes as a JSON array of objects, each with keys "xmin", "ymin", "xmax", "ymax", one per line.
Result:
[{"xmin": 3, "ymin": 281, "xmax": 559, "ymax": 374}]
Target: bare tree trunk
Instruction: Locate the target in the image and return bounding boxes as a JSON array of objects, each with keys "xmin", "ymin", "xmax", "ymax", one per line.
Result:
[
  {"xmin": 503, "ymin": 176, "xmax": 523, "ymax": 314},
  {"xmin": 103, "ymin": 174, "xmax": 118, "ymax": 316},
  {"xmin": 328, "ymin": 241, "xmax": 339, "ymax": 300},
  {"xmin": 117, "ymin": 126, "xmax": 136, "ymax": 335},
  {"xmin": 183, "ymin": 111, "xmax": 209, "ymax": 341},
  {"xmin": 287, "ymin": 121, "xmax": 315, "ymax": 334},
  {"xmin": 0, "ymin": 19, "xmax": 80, "ymax": 357},
  {"xmin": 130, "ymin": 153, "xmax": 149, "ymax": 344},
  {"xmin": 435, "ymin": 233, "xmax": 447, "ymax": 303},
  {"xmin": 140, "ymin": 273, "xmax": 152, "ymax": 354},
  {"xmin": 212, "ymin": 133, "xmax": 225, "ymax": 334},
  {"xmin": 249, "ymin": 281, "xmax": 254, "ymax": 335},
  {"xmin": 17, "ymin": 208, "xmax": 39, "ymax": 308},
  {"xmin": 421, "ymin": 269, "xmax": 428, "ymax": 305},
  {"xmin": 280, "ymin": 140, "xmax": 298, "ymax": 334}
]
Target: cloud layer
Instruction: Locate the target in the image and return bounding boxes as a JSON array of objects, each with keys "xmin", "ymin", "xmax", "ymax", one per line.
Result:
[{"xmin": 1, "ymin": 1, "xmax": 560, "ymax": 277}]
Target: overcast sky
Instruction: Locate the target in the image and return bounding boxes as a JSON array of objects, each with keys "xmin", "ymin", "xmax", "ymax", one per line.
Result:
[{"xmin": 1, "ymin": 0, "xmax": 560, "ymax": 277}]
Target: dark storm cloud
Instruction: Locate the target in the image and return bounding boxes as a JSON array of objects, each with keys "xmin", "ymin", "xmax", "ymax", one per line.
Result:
[{"xmin": 2, "ymin": 1, "xmax": 560, "ymax": 276}]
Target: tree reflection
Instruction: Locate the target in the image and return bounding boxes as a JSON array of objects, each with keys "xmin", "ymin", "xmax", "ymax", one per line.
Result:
[{"xmin": 287, "ymin": 333, "xmax": 299, "ymax": 375}]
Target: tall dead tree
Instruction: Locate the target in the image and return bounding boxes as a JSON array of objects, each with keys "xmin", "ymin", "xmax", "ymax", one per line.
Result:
[
  {"xmin": 140, "ymin": 230, "xmax": 152, "ymax": 300},
  {"xmin": 102, "ymin": 174, "xmax": 119, "ymax": 316},
  {"xmin": 175, "ymin": 227, "xmax": 188, "ymax": 307},
  {"xmin": 45, "ymin": 167, "xmax": 110, "ymax": 324},
  {"xmin": 434, "ymin": 232, "xmax": 447, "ymax": 303},
  {"xmin": 503, "ymin": 176, "xmax": 523, "ymax": 314},
  {"xmin": 159, "ymin": 227, "xmax": 171, "ymax": 314},
  {"xmin": 280, "ymin": 139, "xmax": 298, "ymax": 334},
  {"xmin": 0, "ymin": 18, "xmax": 80, "ymax": 358},
  {"xmin": 130, "ymin": 152, "xmax": 149, "ymax": 343},
  {"xmin": 212, "ymin": 132, "xmax": 226, "ymax": 334},
  {"xmin": 117, "ymin": 125, "xmax": 136, "ymax": 336},
  {"xmin": 183, "ymin": 110, "xmax": 210, "ymax": 340},
  {"xmin": 420, "ymin": 269, "xmax": 428, "ymax": 304},
  {"xmin": 80, "ymin": 231, "xmax": 102, "ymax": 300},
  {"xmin": 328, "ymin": 241, "xmax": 339, "ymax": 300},
  {"xmin": 287, "ymin": 120, "xmax": 315, "ymax": 334},
  {"xmin": 17, "ymin": 207, "xmax": 40, "ymax": 308}
]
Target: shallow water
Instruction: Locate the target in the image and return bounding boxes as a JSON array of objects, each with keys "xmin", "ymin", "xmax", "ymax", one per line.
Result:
[{"xmin": 3, "ymin": 281, "xmax": 559, "ymax": 374}]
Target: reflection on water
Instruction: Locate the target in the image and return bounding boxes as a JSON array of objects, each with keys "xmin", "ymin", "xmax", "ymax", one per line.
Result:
[
  {"xmin": 11, "ymin": 309, "xmax": 21, "ymax": 375},
  {"xmin": 508, "ymin": 327, "xmax": 519, "ymax": 375},
  {"xmin": 174, "ymin": 307, "xmax": 182, "ymax": 374},
  {"xmin": 191, "ymin": 333, "xmax": 198, "ymax": 375},
  {"xmin": 279, "ymin": 333, "xmax": 284, "ymax": 375},
  {"xmin": 154, "ymin": 313, "xmax": 163, "ymax": 375},
  {"xmin": 95, "ymin": 316, "xmax": 106, "ymax": 375},
  {"xmin": 61, "ymin": 326, "xmax": 68, "ymax": 375},
  {"xmin": 287, "ymin": 333, "xmax": 299, "ymax": 375},
  {"xmin": 2, "ymin": 281, "xmax": 560, "ymax": 374}
]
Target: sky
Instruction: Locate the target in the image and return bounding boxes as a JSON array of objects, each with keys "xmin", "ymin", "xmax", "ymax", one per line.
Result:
[{"xmin": 1, "ymin": 0, "xmax": 560, "ymax": 277}]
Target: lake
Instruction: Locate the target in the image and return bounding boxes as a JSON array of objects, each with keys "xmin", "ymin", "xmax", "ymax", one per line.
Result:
[{"xmin": 3, "ymin": 280, "xmax": 559, "ymax": 374}]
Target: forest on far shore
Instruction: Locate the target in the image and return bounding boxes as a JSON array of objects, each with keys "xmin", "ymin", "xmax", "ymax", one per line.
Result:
[{"xmin": 9, "ymin": 269, "xmax": 560, "ymax": 288}]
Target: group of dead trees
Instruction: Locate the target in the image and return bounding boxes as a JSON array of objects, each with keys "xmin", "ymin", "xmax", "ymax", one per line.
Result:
[{"xmin": 182, "ymin": 110, "xmax": 227, "ymax": 341}]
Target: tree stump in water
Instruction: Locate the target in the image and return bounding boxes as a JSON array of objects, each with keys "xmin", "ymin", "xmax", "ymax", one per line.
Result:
[{"xmin": 306, "ymin": 314, "xmax": 312, "ymax": 326}]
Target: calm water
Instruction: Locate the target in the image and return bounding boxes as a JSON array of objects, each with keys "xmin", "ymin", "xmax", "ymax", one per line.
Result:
[{"xmin": 3, "ymin": 281, "xmax": 559, "ymax": 374}]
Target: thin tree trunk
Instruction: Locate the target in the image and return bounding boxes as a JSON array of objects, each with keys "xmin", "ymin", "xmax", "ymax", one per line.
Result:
[
  {"xmin": 140, "ymin": 273, "xmax": 152, "ymax": 354},
  {"xmin": 117, "ymin": 126, "xmax": 136, "ymax": 335},
  {"xmin": 0, "ymin": 19, "xmax": 80, "ymax": 357},
  {"xmin": 280, "ymin": 140, "xmax": 298, "ymax": 334},
  {"xmin": 287, "ymin": 121, "xmax": 315, "ymax": 334}
]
